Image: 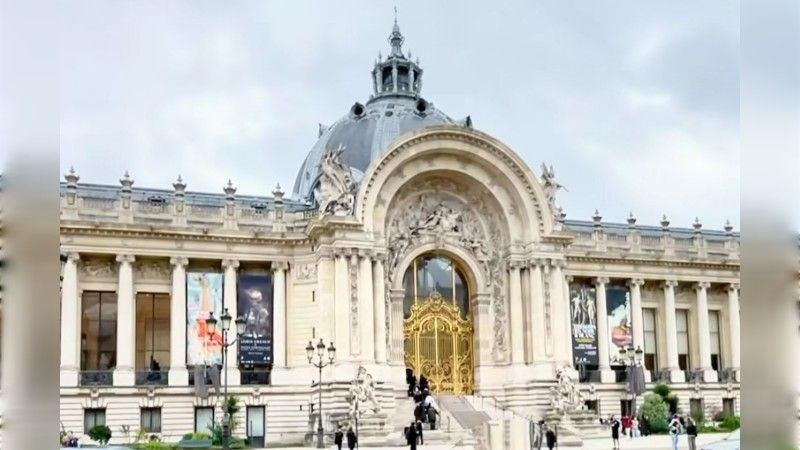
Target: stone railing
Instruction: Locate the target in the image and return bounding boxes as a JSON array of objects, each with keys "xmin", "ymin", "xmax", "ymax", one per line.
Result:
[{"xmin": 567, "ymin": 229, "xmax": 739, "ymax": 262}]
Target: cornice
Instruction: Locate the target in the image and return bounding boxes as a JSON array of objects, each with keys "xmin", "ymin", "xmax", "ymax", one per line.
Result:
[
  {"xmin": 565, "ymin": 254, "xmax": 739, "ymax": 271},
  {"xmin": 61, "ymin": 223, "xmax": 313, "ymax": 246}
]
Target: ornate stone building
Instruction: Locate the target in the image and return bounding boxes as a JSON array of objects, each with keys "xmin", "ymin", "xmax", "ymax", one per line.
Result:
[{"xmin": 59, "ymin": 21, "xmax": 740, "ymax": 446}]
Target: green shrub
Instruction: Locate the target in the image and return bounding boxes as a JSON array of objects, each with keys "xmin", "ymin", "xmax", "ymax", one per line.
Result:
[
  {"xmin": 228, "ymin": 437, "xmax": 246, "ymax": 449},
  {"xmin": 652, "ymin": 383, "xmax": 679, "ymax": 414},
  {"xmin": 720, "ymin": 415, "xmax": 740, "ymax": 431},
  {"xmin": 182, "ymin": 431, "xmax": 211, "ymax": 441},
  {"xmin": 88, "ymin": 424, "xmax": 112, "ymax": 445},
  {"xmin": 638, "ymin": 393, "xmax": 670, "ymax": 434},
  {"xmin": 712, "ymin": 410, "xmax": 728, "ymax": 422}
]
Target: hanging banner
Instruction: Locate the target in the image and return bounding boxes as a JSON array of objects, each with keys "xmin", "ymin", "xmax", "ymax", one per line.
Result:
[
  {"xmin": 186, "ymin": 272, "xmax": 224, "ymax": 365},
  {"xmin": 569, "ymin": 281, "xmax": 598, "ymax": 366},
  {"xmin": 606, "ymin": 285, "xmax": 632, "ymax": 366},
  {"xmin": 237, "ymin": 273, "xmax": 274, "ymax": 365}
]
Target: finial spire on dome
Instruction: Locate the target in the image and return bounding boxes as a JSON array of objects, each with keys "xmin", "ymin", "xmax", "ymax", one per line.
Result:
[{"xmin": 388, "ymin": 6, "xmax": 405, "ymax": 59}]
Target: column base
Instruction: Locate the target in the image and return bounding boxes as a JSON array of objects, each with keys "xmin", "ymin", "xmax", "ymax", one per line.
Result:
[
  {"xmin": 667, "ymin": 369, "xmax": 685, "ymax": 383},
  {"xmin": 644, "ymin": 370, "xmax": 652, "ymax": 383},
  {"xmin": 225, "ymin": 367, "xmax": 240, "ymax": 386},
  {"xmin": 599, "ymin": 369, "xmax": 616, "ymax": 383},
  {"xmin": 60, "ymin": 367, "xmax": 79, "ymax": 387},
  {"xmin": 113, "ymin": 367, "xmax": 135, "ymax": 386},
  {"xmin": 168, "ymin": 366, "xmax": 189, "ymax": 386},
  {"xmin": 701, "ymin": 368, "xmax": 718, "ymax": 383}
]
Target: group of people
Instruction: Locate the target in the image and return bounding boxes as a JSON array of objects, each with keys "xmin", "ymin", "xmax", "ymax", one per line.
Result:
[
  {"xmin": 604, "ymin": 412, "xmax": 698, "ymax": 450},
  {"xmin": 333, "ymin": 426, "xmax": 357, "ymax": 450},
  {"xmin": 404, "ymin": 370, "xmax": 440, "ymax": 449}
]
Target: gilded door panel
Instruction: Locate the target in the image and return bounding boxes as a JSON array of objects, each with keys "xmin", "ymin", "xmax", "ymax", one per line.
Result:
[{"xmin": 404, "ymin": 292, "xmax": 473, "ymax": 394}]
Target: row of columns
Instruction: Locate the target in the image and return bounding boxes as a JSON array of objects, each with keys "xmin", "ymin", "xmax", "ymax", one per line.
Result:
[
  {"xmin": 59, "ymin": 253, "xmax": 289, "ymax": 387},
  {"xmin": 503, "ymin": 257, "xmax": 740, "ymax": 383},
  {"xmin": 327, "ymin": 248, "xmax": 388, "ymax": 365}
]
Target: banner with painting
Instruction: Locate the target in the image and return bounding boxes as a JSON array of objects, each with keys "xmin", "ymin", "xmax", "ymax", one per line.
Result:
[
  {"xmin": 186, "ymin": 272, "xmax": 224, "ymax": 365},
  {"xmin": 606, "ymin": 285, "xmax": 633, "ymax": 366},
  {"xmin": 569, "ymin": 281, "xmax": 598, "ymax": 366},
  {"xmin": 237, "ymin": 273, "xmax": 274, "ymax": 365}
]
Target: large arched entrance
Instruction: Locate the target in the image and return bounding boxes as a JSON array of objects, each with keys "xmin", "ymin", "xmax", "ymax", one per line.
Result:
[{"xmin": 403, "ymin": 254, "xmax": 474, "ymax": 394}]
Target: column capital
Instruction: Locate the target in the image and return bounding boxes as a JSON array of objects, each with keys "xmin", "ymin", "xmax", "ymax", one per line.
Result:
[
  {"xmin": 169, "ymin": 256, "xmax": 189, "ymax": 267},
  {"xmin": 565, "ymin": 274, "xmax": 574, "ymax": 283},
  {"xmin": 272, "ymin": 261, "xmax": 289, "ymax": 271},
  {"xmin": 727, "ymin": 282, "xmax": 740, "ymax": 292},
  {"xmin": 116, "ymin": 254, "xmax": 135, "ymax": 264},
  {"xmin": 373, "ymin": 253, "xmax": 388, "ymax": 265},
  {"xmin": 358, "ymin": 248, "xmax": 375, "ymax": 260},
  {"xmin": 595, "ymin": 276, "xmax": 610, "ymax": 286},
  {"xmin": 526, "ymin": 258, "xmax": 543, "ymax": 269},
  {"xmin": 695, "ymin": 281, "xmax": 711, "ymax": 290},
  {"xmin": 627, "ymin": 278, "xmax": 645, "ymax": 287},
  {"xmin": 65, "ymin": 252, "xmax": 81, "ymax": 263},
  {"xmin": 389, "ymin": 288, "xmax": 405, "ymax": 303},
  {"xmin": 548, "ymin": 258, "xmax": 566, "ymax": 269},
  {"xmin": 663, "ymin": 279, "xmax": 679, "ymax": 288},
  {"xmin": 507, "ymin": 259, "xmax": 524, "ymax": 270},
  {"xmin": 470, "ymin": 292, "xmax": 492, "ymax": 308},
  {"xmin": 221, "ymin": 259, "xmax": 240, "ymax": 270},
  {"xmin": 333, "ymin": 247, "xmax": 350, "ymax": 259}
]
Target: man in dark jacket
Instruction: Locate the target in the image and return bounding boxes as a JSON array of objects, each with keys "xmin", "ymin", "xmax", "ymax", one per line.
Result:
[
  {"xmin": 334, "ymin": 426, "xmax": 344, "ymax": 450},
  {"xmin": 406, "ymin": 422, "xmax": 418, "ymax": 450},
  {"xmin": 545, "ymin": 426, "xmax": 557, "ymax": 450},
  {"xmin": 346, "ymin": 427, "xmax": 357, "ymax": 450},
  {"xmin": 416, "ymin": 420, "xmax": 424, "ymax": 445}
]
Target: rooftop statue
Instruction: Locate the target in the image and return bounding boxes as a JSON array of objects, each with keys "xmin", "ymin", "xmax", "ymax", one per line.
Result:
[{"xmin": 314, "ymin": 144, "xmax": 356, "ymax": 216}]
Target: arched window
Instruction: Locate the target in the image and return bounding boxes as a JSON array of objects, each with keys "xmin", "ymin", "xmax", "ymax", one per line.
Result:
[{"xmin": 402, "ymin": 254, "xmax": 468, "ymax": 318}]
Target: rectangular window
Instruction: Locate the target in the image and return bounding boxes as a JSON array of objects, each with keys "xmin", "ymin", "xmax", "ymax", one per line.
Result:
[
  {"xmin": 690, "ymin": 398, "xmax": 704, "ymax": 421},
  {"xmin": 84, "ymin": 408, "xmax": 106, "ymax": 432},
  {"xmin": 722, "ymin": 398, "xmax": 735, "ymax": 416},
  {"xmin": 620, "ymin": 399, "xmax": 632, "ymax": 417},
  {"xmin": 676, "ymin": 309, "xmax": 690, "ymax": 370},
  {"xmin": 135, "ymin": 293, "xmax": 171, "ymax": 373},
  {"xmin": 141, "ymin": 407, "xmax": 162, "ymax": 433},
  {"xmin": 195, "ymin": 407, "xmax": 214, "ymax": 434},
  {"xmin": 81, "ymin": 291, "xmax": 118, "ymax": 371},
  {"xmin": 709, "ymin": 310, "xmax": 721, "ymax": 371},
  {"xmin": 584, "ymin": 400, "xmax": 598, "ymax": 414},
  {"xmin": 643, "ymin": 308, "xmax": 658, "ymax": 371}
]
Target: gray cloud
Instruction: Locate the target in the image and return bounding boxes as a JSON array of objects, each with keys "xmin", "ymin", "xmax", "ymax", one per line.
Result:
[{"xmin": 60, "ymin": 0, "xmax": 739, "ymax": 229}]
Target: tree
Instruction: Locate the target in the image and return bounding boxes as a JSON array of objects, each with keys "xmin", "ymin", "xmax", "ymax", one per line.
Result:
[
  {"xmin": 652, "ymin": 383, "xmax": 679, "ymax": 415},
  {"xmin": 638, "ymin": 393, "xmax": 669, "ymax": 434}
]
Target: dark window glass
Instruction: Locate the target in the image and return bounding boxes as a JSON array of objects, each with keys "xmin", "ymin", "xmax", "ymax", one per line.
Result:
[
  {"xmin": 678, "ymin": 354, "xmax": 689, "ymax": 371},
  {"xmin": 135, "ymin": 293, "xmax": 171, "ymax": 372},
  {"xmin": 81, "ymin": 291, "xmax": 117, "ymax": 371},
  {"xmin": 141, "ymin": 407, "xmax": 162, "ymax": 433},
  {"xmin": 722, "ymin": 398, "xmax": 734, "ymax": 416},
  {"xmin": 84, "ymin": 408, "xmax": 106, "ymax": 432}
]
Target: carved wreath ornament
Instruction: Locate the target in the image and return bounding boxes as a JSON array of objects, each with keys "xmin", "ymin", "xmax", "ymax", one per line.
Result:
[{"xmin": 384, "ymin": 178, "xmax": 510, "ymax": 362}]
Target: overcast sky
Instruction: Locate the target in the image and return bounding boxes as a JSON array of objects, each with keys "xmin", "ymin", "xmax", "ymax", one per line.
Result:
[{"xmin": 60, "ymin": 1, "xmax": 739, "ymax": 229}]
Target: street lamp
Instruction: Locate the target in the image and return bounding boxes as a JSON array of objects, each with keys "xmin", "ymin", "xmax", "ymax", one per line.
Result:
[
  {"xmin": 206, "ymin": 308, "xmax": 246, "ymax": 450},
  {"xmin": 306, "ymin": 338, "xmax": 336, "ymax": 449},
  {"xmin": 619, "ymin": 345, "xmax": 644, "ymax": 419}
]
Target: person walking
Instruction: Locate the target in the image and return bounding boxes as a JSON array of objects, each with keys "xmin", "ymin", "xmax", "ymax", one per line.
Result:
[
  {"xmin": 406, "ymin": 422, "xmax": 418, "ymax": 450},
  {"xmin": 669, "ymin": 414, "xmax": 682, "ymax": 450},
  {"xmin": 686, "ymin": 416, "xmax": 698, "ymax": 450},
  {"xmin": 334, "ymin": 426, "xmax": 344, "ymax": 450},
  {"xmin": 545, "ymin": 426, "xmax": 557, "ymax": 450},
  {"xmin": 346, "ymin": 427, "xmax": 357, "ymax": 450},
  {"xmin": 416, "ymin": 419, "xmax": 424, "ymax": 445},
  {"xmin": 610, "ymin": 415, "xmax": 621, "ymax": 450},
  {"xmin": 427, "ymin": 406, "xmax": 439, "ymax": 430},
  {"xmin": 631, "ymin": 416, "xmax": 639, "ymax": 438}
]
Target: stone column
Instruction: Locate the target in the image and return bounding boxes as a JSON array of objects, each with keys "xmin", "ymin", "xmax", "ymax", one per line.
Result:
[
  {"xmin": 563, "ymin": 274, "xmax": 574, "ymax": 366},
  {"xmin": 169, "ymin": 257, "xmax": 189, "ymax": 385},
  {"xmin": 595, "ymin": 277, "xmax": 615, "ymax": 383},
  {"xmin": 549, "ymin": 260, "xmax": 569, "ymax": 365},
  {"xmin": 695, "ymin": 282, "xmax": 717, "ymax": 382},
  {"xmin": 389, "ymin": 289, "xmax": 405, "ymax": 365},
  {"xmin": 508, "ymin": 261, "xmax": 525, "ymax": 365},
  {"xmin": 222, "ymin": 259, "xmax": 240, "ymax": 385},
  {"xmin": 60, "ymin": 253, "xmax": 81, "ymax": 387},
  {"xmin": 373, "ymin": 255, "xmax": 387, "ymax": 364},
  {"xmin": 114, "ymin": 254, "xmax": 136, "ymax": 386},
  {"xmin": 272, "ymin": 262, "xmax": 287, "ymax": 369},
  {"xmin": 358, "ymin": 251, "xmax": 375, "ymax": 362},
  {"xmin": 317, "ymin": 253, "xmax": 335, "ymax": 344},
  {"xmin": 628, "ymin": 278, "xmax": 645, "ymax": 351},
  {"xmin": 727, "ymin": 283, "xmax": 740, "ymax": 381},
  {"xmin": 471, "ymin": 292, "xmax": 493, "ymax": 386},
  {"xmin": 527, "ymin": 260, "xmax": 544, "ymax": 363},
  {"xmin": 334, "ymin": 249, "xmax": 351, "ymax": 362},
  {"xmin": 349, "ymin": 252, "xmax": 360, "ymax": 356},
  {"xmin": 663, "ymin": 280, "xmax": 683, "ymax": 382}
]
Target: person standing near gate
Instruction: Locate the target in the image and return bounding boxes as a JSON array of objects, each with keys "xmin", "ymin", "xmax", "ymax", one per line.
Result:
[{"xmin": 333, "ymin": 426, "xmax": 344, "ymax": 450}]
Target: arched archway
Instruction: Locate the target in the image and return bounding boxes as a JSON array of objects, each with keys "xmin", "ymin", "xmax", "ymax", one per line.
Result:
[{"xmin": 401, "ymin": 252, "xmax": 475, "ymax": 394}]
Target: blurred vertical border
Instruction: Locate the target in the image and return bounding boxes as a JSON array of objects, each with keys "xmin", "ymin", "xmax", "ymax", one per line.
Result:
[
  {"xmin": 741, "ymin": 0, "xmax": 800, "ymax": 449},
  {"xmin": 0, "ymin": 0, "xmax": 61, "ymax": 448}
]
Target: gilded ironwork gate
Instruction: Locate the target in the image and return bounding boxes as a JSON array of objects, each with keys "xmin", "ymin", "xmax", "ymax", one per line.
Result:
[{"xmin": 404, "ymin": 292, "xmax": 474, "ymax": 394}]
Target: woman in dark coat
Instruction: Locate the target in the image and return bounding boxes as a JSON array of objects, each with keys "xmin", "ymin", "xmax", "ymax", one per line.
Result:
[
  {"xmin": 334, "ymin": 426, "xmax": 344, "ymax": 450},
  {"xmin": 610, "ymin": 415, "xmax": 621, "ymax": 450},
  {"xmin": 545, "ymin": 426, "xmax": 557, "ymax": 450},
  {"xmin": 406, "ymin": 422, "xmax": 418, "ymax": 450},
  {"xmin": 346, "ymin": 427, "xmax": 357, "ymax": 450}
]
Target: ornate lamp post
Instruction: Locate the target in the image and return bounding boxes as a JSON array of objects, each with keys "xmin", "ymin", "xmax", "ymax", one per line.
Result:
[
  {"xmin": 306, "ymin": 339, "xmax": 336, "ymax": 449},
  {"xmin": 619, "ymin": 345, "xmax": 644, "ymax": 418},
  {"xmin": 206, "ymin": 308, "xmax": 246, "ymax": 450}
]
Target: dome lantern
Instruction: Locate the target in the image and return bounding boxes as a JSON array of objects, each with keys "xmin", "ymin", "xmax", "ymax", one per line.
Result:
[{"xmin": 370, "ymin": 12, "xmax": 424, "ymax": 100}]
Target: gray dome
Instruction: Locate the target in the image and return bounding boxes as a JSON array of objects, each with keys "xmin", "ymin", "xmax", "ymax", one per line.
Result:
[
  {"xmin": 292, "ymin": 18, "xmax": 465, "ymax": 200},
  {"xmin": 292, "ymin": 96, "xmax": 454, "ymax": 198}
]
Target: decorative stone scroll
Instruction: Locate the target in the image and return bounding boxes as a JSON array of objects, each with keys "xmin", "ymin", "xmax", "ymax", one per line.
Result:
[
  {"xmin": 315, "ymin": 144, "xmax": 356, "ymax": 216},
  {"xmin": 384, "ymin": 177, "xmax": 510, "ymax": 362},
  {"xmin": 295, "ymin": 263, "xmax": 317, "ymax": 281}
]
